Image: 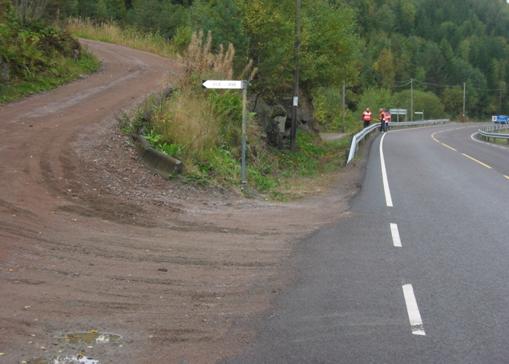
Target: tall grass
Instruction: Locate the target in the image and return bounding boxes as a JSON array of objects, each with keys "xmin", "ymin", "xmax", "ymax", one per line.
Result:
[
  {"xmin": 149, "ymin": 31, "xmax": 255, "ymax": 168},
  {"xmin": 111, "ymin": 28, "xmax": 348, "ymax": 197},
  {"xmin": 152, "ymin": 90, "xmax": 220, "ymax": 161},
  {"xmin": 66, "ymin": 18, "xmax": 177, "ymax": 58}
]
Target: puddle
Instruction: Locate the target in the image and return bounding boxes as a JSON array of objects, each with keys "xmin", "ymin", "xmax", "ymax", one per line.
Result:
[
  {"xmin": 25, "ymin": 359, "xmax": 49, "ymax": 364},
  {"xmin": 25, "ymin": 354, "xmax": 99, "ymax": 364},
  {"xmin": 53, "ymin": 354, "xmax": 99, "ymax": 364},
  {"xmin": 23, "ymin": 331, "xmax": 121, "ymax": 364},
  {"xmin": 63, "ymin": 330, "xmax": 121, "ymax": 345}
]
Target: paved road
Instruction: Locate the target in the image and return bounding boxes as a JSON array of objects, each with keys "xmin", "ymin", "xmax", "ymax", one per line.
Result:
[{"xmin": 224, "ymin": 124, "xmax": 509, "ymax": 363}]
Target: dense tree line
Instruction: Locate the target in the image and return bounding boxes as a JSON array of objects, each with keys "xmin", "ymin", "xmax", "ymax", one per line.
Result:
[{"xmin": 16, "ymin": 0, "xmax": 509, "ymax": 118}]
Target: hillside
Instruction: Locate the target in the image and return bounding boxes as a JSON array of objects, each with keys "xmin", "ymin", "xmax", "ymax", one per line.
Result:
[
  {"xmin": 0, "ymin": 0, "xmax": 99, "ymax": 103},
  {"xmin": 45, "ymin": 0, "xmax": 509, "ymax": 121},
  {"xmin": 3, "ymin": 0, "xmax": 508, "ymax": 193}
]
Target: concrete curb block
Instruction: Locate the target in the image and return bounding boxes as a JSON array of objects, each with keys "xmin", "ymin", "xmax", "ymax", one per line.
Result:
[{"xmin": 132, "ymin": 134, "xmax": 183, "ymax": 178}]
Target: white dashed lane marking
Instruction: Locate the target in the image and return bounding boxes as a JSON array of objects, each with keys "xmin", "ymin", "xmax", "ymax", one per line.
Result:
[
  {"xmin": 402, "ymin": 284, "xmax": 426, "ymax": 336},
  {"xmin": 390, "ymin": 223, "xmax": 402, "ymax": 248}
]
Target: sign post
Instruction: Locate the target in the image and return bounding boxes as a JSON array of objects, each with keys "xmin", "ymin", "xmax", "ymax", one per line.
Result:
[
  {"xmin": 202, "ymin": 80, "xmax": 248, "ymax": 187},
  {"xmin": 389, "ymin": 108, "xmax": 407, "ymax": 122},
  {"xmin": 414, "ymin": 111, "xmax": 424, "ymax": 121}
]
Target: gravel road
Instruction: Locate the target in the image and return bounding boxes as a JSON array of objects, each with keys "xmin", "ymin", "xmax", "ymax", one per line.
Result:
[{"xmin": 0, "ymin": 40, "xmax": 359, "ymax": 363}]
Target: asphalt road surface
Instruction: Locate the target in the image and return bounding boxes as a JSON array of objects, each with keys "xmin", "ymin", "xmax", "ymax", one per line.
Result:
[{"xmin": 224, "ymin": 123, "xmax": 509, "ymax": 363}]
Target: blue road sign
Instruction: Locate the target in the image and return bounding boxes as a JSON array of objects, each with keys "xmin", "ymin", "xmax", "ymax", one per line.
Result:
[{"xmin": 492, "ymin": 115, "xmax": 509, "ymax": 124}]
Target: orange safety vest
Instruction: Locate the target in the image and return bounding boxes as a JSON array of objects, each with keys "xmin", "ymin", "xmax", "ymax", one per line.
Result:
[{"xmin": 362, "ymin": 111, "xmax": 372, "ymax": 121}]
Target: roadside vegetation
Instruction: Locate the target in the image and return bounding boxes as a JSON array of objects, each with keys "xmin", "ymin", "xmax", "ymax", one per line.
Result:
[
  {"xmin": 66, "ymin": 18, "xmax": 180, "ymax": 58},
  {"xmin": 120, "ymin": 31, "xmax": 350, "ymax": 199},
  {"xmin": 0, "ymin": 0, "xmax": 100, "ymax": 103},
  {"xmin": 4, "ymin": 0, "xmax": 509, "ymax": 196},
  {"xmin": 56, "ymin": 0, "xmax": 509, "ymax": 121}
]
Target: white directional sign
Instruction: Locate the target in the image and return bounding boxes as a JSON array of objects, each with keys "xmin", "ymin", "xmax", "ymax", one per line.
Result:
[
  {"xmin": 390, "ymin": 108, "xmax": 407, "ymax": 115},
  {"xmin": 202, "ymin": 80, "xmax": 244, "ymax": 89}
]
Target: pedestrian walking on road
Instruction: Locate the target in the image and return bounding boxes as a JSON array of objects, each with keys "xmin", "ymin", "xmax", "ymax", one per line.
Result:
[{"xmin": 362, "ymin": 107, "xmax": 372, "ymax": 128}]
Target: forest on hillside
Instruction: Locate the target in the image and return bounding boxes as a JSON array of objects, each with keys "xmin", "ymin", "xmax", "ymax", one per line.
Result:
[
  {"xmin": 33, "ymin": 0, "xmax": 509, "ymax": 123},
  {"xmin": 2, "ymin": 0, "xmax": 509, "ymax": 193},
  {"xmin": 5, "ymin": 0, "xmax": 509, "ymax": 123}
]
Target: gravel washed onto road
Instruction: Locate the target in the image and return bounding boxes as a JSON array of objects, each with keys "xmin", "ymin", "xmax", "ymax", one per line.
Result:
[{"xmin": 0, "ymin": 40, "xmax": 360, "ymax": 364}]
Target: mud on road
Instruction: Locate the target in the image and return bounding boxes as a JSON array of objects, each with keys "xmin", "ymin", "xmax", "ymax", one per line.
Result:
[{"xmin": 0, "ymin": 40, "xmax": 359, "ymax": 363}]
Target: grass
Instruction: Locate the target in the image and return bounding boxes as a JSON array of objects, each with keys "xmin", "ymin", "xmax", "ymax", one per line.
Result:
[
  {"xmin": 0, "ymin": 50, "xmax": 100, "ymax": 104},
  {"xmin": 82, "ymin": 24, "xmax": 352, "ymax": 199},
  {"xmin": 66, "ymin": 18, "xmax": 177, "ymax": 58},
  {"xmin": 121, "ymin": 92, "xmax": 351, "ymax": 200}
]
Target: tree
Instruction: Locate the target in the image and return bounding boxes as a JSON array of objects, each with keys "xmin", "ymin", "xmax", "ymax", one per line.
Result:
[
  {"xmin": 238, "ymin": 0, "xmax": 293, "ymax": 95},
  {"xmin": 127, "ymin": 0, "xmax": 189, "ymax": 39},
  {"xmin": 442, "ymin": 86, "xmax": 464, "ymax": 118},
  {"xmin": 356, "ymin": 87, "xmax": 394, "ymax": 117},
  {"xmin": 373, "ymin": 48, "xmax": 396, "ymax": 88},
  {"xmin": 393, "ymin": 89, "xmax": 445, "ymax": 119},
  {"xmin": 190, "ymin": 0, "xmax": 249, "ymax": 62},
  {"xmin": 299, "ymin": 0, "xmax": 359, "ymax": 90}
]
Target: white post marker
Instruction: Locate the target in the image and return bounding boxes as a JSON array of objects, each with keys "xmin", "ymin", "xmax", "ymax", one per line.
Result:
[
  {"xmin": 402, "ymin": 284, "xmax": 426, "ymax": 336},
  {"xmin": 202, "ymin": 79, "xmax": 248, "ymax": 186}
]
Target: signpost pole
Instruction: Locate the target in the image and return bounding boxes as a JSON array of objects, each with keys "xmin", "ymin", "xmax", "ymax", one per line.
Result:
[{"xmin": 241, "ymin": 81, "xmax": 248, "ymax": 187}]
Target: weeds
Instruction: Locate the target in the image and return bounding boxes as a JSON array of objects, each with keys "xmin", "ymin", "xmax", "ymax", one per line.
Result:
[
  {"xmin": 115, "ymin": 29, "xmax": 349, "ymax": 199},
  {"xmin": 66, "ymin": 18, "xmax": 177, "ymax": 58},
  {"xmin": 0, "ymin": 48, "xmax": 99, "ymax": 103}
]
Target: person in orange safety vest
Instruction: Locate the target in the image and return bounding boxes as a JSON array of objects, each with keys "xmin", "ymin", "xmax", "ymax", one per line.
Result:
[{"xmin": 361, "ymin": 107, "xmax": 372, "ymax": 128}]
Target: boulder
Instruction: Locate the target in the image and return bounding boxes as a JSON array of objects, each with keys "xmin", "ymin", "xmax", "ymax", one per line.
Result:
[{"xmin": 251, "ymin": 93, "xmax": 317, "ymax": 148}]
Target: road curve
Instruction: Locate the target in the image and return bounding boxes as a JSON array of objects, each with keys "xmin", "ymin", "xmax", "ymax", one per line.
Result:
[
  {"xmin": 0, "ymin": 39, "xmax": 176, "ymax": 219},
  {"xmin": 223, "ymin": 123, "xmax": 509, "ymax": 363},
  {"xmin": 0, "ymin": 40, "xmax": 183, "ymax": 363}
]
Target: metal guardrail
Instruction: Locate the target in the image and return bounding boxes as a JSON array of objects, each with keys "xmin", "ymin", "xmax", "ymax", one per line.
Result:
[
  {"xmin": 346, "ymin": 119, "xmax": 449, "ymax": 164},
  {"xmin": 478, "ymin": 125, "xmax": 509, "ymax": 142}
]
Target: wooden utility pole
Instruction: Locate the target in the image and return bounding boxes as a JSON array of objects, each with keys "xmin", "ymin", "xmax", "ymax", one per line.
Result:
[
  {"xmin": 463, "ymin": 82, "xmax": 466, "ymax": 121},
  {"xmin": 290, "ymin": 0, "xmax": 301, "ymax": 150},
  {"xmin": 341, "ymin": 81, "xmax": 346, "ymax": 132},
  {"xmin": 410, "ymin": 78, "xmax": 414, "ymax": 121}
]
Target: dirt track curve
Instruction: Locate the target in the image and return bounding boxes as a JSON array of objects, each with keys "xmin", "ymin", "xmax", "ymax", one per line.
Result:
[{"xmin": 0, "ymin": 40, "xmax": 358, "ymax": 363}]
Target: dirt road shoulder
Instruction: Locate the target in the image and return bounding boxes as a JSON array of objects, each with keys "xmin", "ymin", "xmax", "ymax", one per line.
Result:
[{"xmin": 0, "ymin": 40, "xmax": 361, "ymax": 363}]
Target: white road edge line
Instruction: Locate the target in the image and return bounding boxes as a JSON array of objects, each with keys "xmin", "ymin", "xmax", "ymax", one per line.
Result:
[
  {"xmin": 470, "ymin": 131, "xmax": 509, "ymax": 151},
  {"xmin": 380, "ymin": 133, "xmax": 393, "ymax": 207},
  {"xmin": 390, "ymin": 223, "xmax": 402, "ymax": 248},
  {"xmin": 402, "ymin": 284, "xmax": 426, "ymax": 336}
]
